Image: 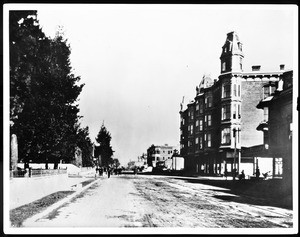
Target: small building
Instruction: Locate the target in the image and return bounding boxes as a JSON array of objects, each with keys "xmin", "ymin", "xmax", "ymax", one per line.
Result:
[{"xmin": 256, "ymin": 70, "xmax": 293, "ymax": 184}]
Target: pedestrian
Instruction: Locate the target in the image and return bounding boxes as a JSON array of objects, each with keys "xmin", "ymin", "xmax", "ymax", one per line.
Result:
[
  {"xmin": 255, "ymin": 168, "xmax": 260, "ymax": 180},
  {"xmin": 239, "ymin": 170, "xmax": 245, "ymax": 180},
  {"xmin": 224, "ymin": 168, "xmax": 228, "ymax": 180},
  {"xmin": 108, "ymin": 167, "xmax": 111, "ymax": 178},
  {"xmin": 232, "ymin": 168, "xmax": 237, "ymax": 180}
]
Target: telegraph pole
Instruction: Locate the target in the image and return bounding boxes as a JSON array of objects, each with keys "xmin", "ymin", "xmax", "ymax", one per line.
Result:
[
  {"xmin": 233, "ymin": 127, "xmax": 241, "ymax": 180},
  {"xmin": 233, "ymin": 128, "xmax": 237, "ymax": 180}
]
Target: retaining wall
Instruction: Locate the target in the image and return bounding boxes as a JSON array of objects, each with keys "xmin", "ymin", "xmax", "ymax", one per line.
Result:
[{"xmin": 9, "ymin": 173, "xmax": 85, "ymax": 210}]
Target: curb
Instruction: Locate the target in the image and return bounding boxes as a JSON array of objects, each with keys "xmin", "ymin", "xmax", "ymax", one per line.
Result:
[{"xmin": 22, "ymin": 177, "xmax": 102, "ymax": 227}]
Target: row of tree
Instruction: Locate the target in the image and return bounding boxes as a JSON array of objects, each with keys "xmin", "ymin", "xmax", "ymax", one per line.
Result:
[{"xmin": 9, "ymin": 11, "xmax": 114, "ymax": 169}]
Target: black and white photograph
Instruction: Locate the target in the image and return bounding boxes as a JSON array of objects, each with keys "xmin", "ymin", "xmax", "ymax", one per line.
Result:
[{"xmin": 3, "ymin": 3, "xmax": 298, "ymax": 235}]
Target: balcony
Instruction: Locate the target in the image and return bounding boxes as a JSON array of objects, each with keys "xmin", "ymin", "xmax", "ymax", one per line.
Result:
[
  {"xmin": 256, "ymin": 120, "xmax": 268, "ymax": 131},
  {"xmin": 256, "ymin": 96, "xmax": 273, "ymax": 109}
]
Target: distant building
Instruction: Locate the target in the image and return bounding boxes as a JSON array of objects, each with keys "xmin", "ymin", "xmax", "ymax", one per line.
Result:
[
  {"xmin": 135, "ymin": 153, "xmax": 148, "ymax": 167},
  {"xmin": 147, "ymin": 144, "xmax": 175, "ymax": 167},
  {"xmin": 180, "ymin": 31, "xmax": 288, "ymax": 176}
]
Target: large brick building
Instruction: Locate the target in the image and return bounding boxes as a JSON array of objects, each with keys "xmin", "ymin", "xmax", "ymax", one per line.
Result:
[{"xmin": 180, "ymin": 31, "xmax": 286, "ymax": 176}]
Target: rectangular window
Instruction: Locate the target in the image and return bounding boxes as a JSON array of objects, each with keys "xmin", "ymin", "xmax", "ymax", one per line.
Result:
[
  {"xmin": 263, "ymin": 86, "xmax": 270, "ymax": 98},
  {"xmin": 263, "ymin": 107, "xmax": 268, "ymax": 122},
  {"xmin": 208, "ymin": 97, "xmax": 212, "ymax": 107},
  {"xmin": 190, "ymin": 111, "xmax": 194, "ymax": 120},
  {"xmin": 222, "ymin": 62, "xmax": 226, "ymax": 71},
  {"xmin": 199, "ymin": 137, "xmax": 203, "ymax": 149},
  {"xmin": 199, "ymin": 119, "xmax": 203, "ymax": 131},
  {"xmin": 270, "ymin": 86, "xmax": 276, "ymax": 95},
  {"xmin": 233, "ymin": 84, "xmax": 237, "ymax": 97},
  {"xmin": 191, "ymin": 125, "xmax": 194, "ymax": 135},
  {"xmin": 196, "ymin": 104, "xmax": 199, "ymax": 111},
  {"xmin": 233, "ymin": 104, "xmax": 237, "ymax": 119},
  {"xmin": 207, "ymin": 114, "xmax": 212, "ymax": 126},
  {"xmin": 238, "ymin": 104, "xmax": 240, "ymax": 119},
  {"xmin": 223, "ymin": 84, "xmax": 231, "ymax": 98},
  {"xmin": 238, "ymin": 85, "xmax": 241, "ymax": 97},
  {"xmin": 205, "ymin": 97, "xmax": 212, "ymax": 108},
  {"xmin": 222, "ymin": 104, "xmax": 231, "ymax": 120},
  {"xmin": 195, "ymin": 119, "xmax": 199, "ymax": 127},
  {"xmin": 207, "ymin": 133, "xmax": 211, "ymax": 147},
  {"xmin": 199, "ymin": 101, "xmax": 204, "ymax": 113},
  {"xmin": 222, "ymin": 128, "xmax": 231, "ymax": 144},
  {"xmin": 195, "ymin": 137, "xmax": 199, "ymax": 144}
]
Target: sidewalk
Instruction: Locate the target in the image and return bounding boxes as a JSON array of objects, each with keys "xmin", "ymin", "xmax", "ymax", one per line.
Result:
[
  {"xmin": 9, "ymin": 168, "xmax": 97, "ymax": 210},
  {"xmin": 23, "ymin": 177, "xmax": 102, "ymax": 227}
]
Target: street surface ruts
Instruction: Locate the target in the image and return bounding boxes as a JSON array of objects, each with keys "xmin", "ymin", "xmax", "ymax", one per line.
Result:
[{"xmin": 24, "ymin": 175, "xmax": 293, "ymax": 228}]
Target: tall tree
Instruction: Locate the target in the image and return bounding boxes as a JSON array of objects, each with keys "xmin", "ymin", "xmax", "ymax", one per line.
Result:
[
  {"xmin": 94, "ymin": 124, "xmax": 114, "ymax": 167},
  {"xmin": 76, "ymin": 125, "xmax": 94, "ymax": 167},
  {"xmin": 10, "ymin": 11, "xmax": 84, "ymax": 168},
  {"xmin": 112, "ymin": 158, "xmax": 120, "ymax": 169}
]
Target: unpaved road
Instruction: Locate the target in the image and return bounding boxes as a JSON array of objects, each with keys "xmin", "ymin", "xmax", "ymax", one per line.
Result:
[{"xmin": 24, "ymin": 175, "xmax": 293, "ymax": 228}]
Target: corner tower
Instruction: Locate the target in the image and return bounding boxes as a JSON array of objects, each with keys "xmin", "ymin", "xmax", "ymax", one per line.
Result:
[{"xmin": 220, "ymin": 31, "xmax": 244, "ymax": 73}]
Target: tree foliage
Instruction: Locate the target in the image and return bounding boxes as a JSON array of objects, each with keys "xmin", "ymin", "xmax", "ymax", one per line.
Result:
[
  {"xmin": 9, "ymin": 11, "xmax": 93, "ymax": 168},
  {"xmin": 94, "ymin": 124, "xmax": 114, "ymax": 167},
  {"xmin": 76, "ymin": 125, "xmax": 94, "ymax": 167}
]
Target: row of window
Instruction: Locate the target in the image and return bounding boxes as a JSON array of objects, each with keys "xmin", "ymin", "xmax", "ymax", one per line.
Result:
[
  {"xmin": 186, "ymin": 104, "xmax": 241, "ymax": 135},
  {"xmin": 184, "ymin": 127, "xmax": 240, "ymax": 150},
  {"xmin": 187, "ymin": 133, "xmax": 212, "ymax": 149},
  {"xmin": 188, "ymin": 115, "xmax": 212, "ymax": 135},
  {"xmin": 152, "ymin": 156, "xmax": 171, "ymax": 161},
  {"xmin": 222, "ymin": 83, "xmax": 241, "ymax": 98},
  {"xmin": 185, "ymin": 84, "xmax": 242, "ymax": 122},
  {"xmin": 222, "ymin": 103, "xmax": 241, "ymax": 120},
  {"xmin": 153, "ymin": 150, "xmax": 173, "ymax": 154}
]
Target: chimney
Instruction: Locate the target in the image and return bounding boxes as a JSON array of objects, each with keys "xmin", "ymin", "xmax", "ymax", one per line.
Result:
[
  {"xmin": 280, "ymin": 64, "xmax": 285, "ymax": 70},
  {"xmin": 252, "ymin": 65, "xmax": 261, "ymax": 71}
]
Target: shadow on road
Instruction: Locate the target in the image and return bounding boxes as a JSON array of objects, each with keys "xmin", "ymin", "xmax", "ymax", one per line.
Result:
[{"xmin": 176, "ymin": 178, "xmax": 292, "ymax": 210}]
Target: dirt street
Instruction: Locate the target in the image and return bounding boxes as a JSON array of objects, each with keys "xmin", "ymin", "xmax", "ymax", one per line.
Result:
[{"xmin": 24, "ymin": 175, "xmax": 293, "ymax": 228}]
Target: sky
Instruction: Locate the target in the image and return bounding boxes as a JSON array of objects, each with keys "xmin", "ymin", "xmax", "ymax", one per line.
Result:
[{"xmin": 7, "ymin": 4, "xmax": 297, "ymax": 166}]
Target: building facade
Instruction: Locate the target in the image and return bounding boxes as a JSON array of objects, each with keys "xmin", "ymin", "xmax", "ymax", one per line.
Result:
[
  {"xmin": 256, "ymin": 70, "xmax": 293, "ymax": 184},
  {"xmin": 180, "ymin": 31, "xmax": 286, "ymax": 176},
  {"xmin": 147, "ymin": 144, "xmax": 175, "ymax": 167}
]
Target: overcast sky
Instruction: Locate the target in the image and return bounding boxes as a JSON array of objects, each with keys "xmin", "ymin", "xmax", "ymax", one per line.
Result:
[{"xmin": 11, "ymin": 4, "xmax": 297, "ymax": 166}]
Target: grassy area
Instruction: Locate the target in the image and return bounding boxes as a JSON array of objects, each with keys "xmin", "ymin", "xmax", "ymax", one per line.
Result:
[
  {"xmin": 80, "ymin": 179, "xmax": 95, "ymax": 187},
  {"xmin": 10, "ymin": 191, "xmax": 75, "ymax": 227}
]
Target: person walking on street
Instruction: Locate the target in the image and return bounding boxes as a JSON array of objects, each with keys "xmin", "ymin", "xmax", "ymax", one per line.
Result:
[
  {"xmin": 224, "ymin": 168, "xmax": 228, "ymax": 180},
  {"xmin": 107, "ymin": 167, "xmax": 111, "ymax": 178},
  {"xmin": 255, "ymin": 168, "xmax": 260, "ymax": 180},
  {"xmin": 239, "ymin": 170, "xmax": 245, "ymax": 180}
]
